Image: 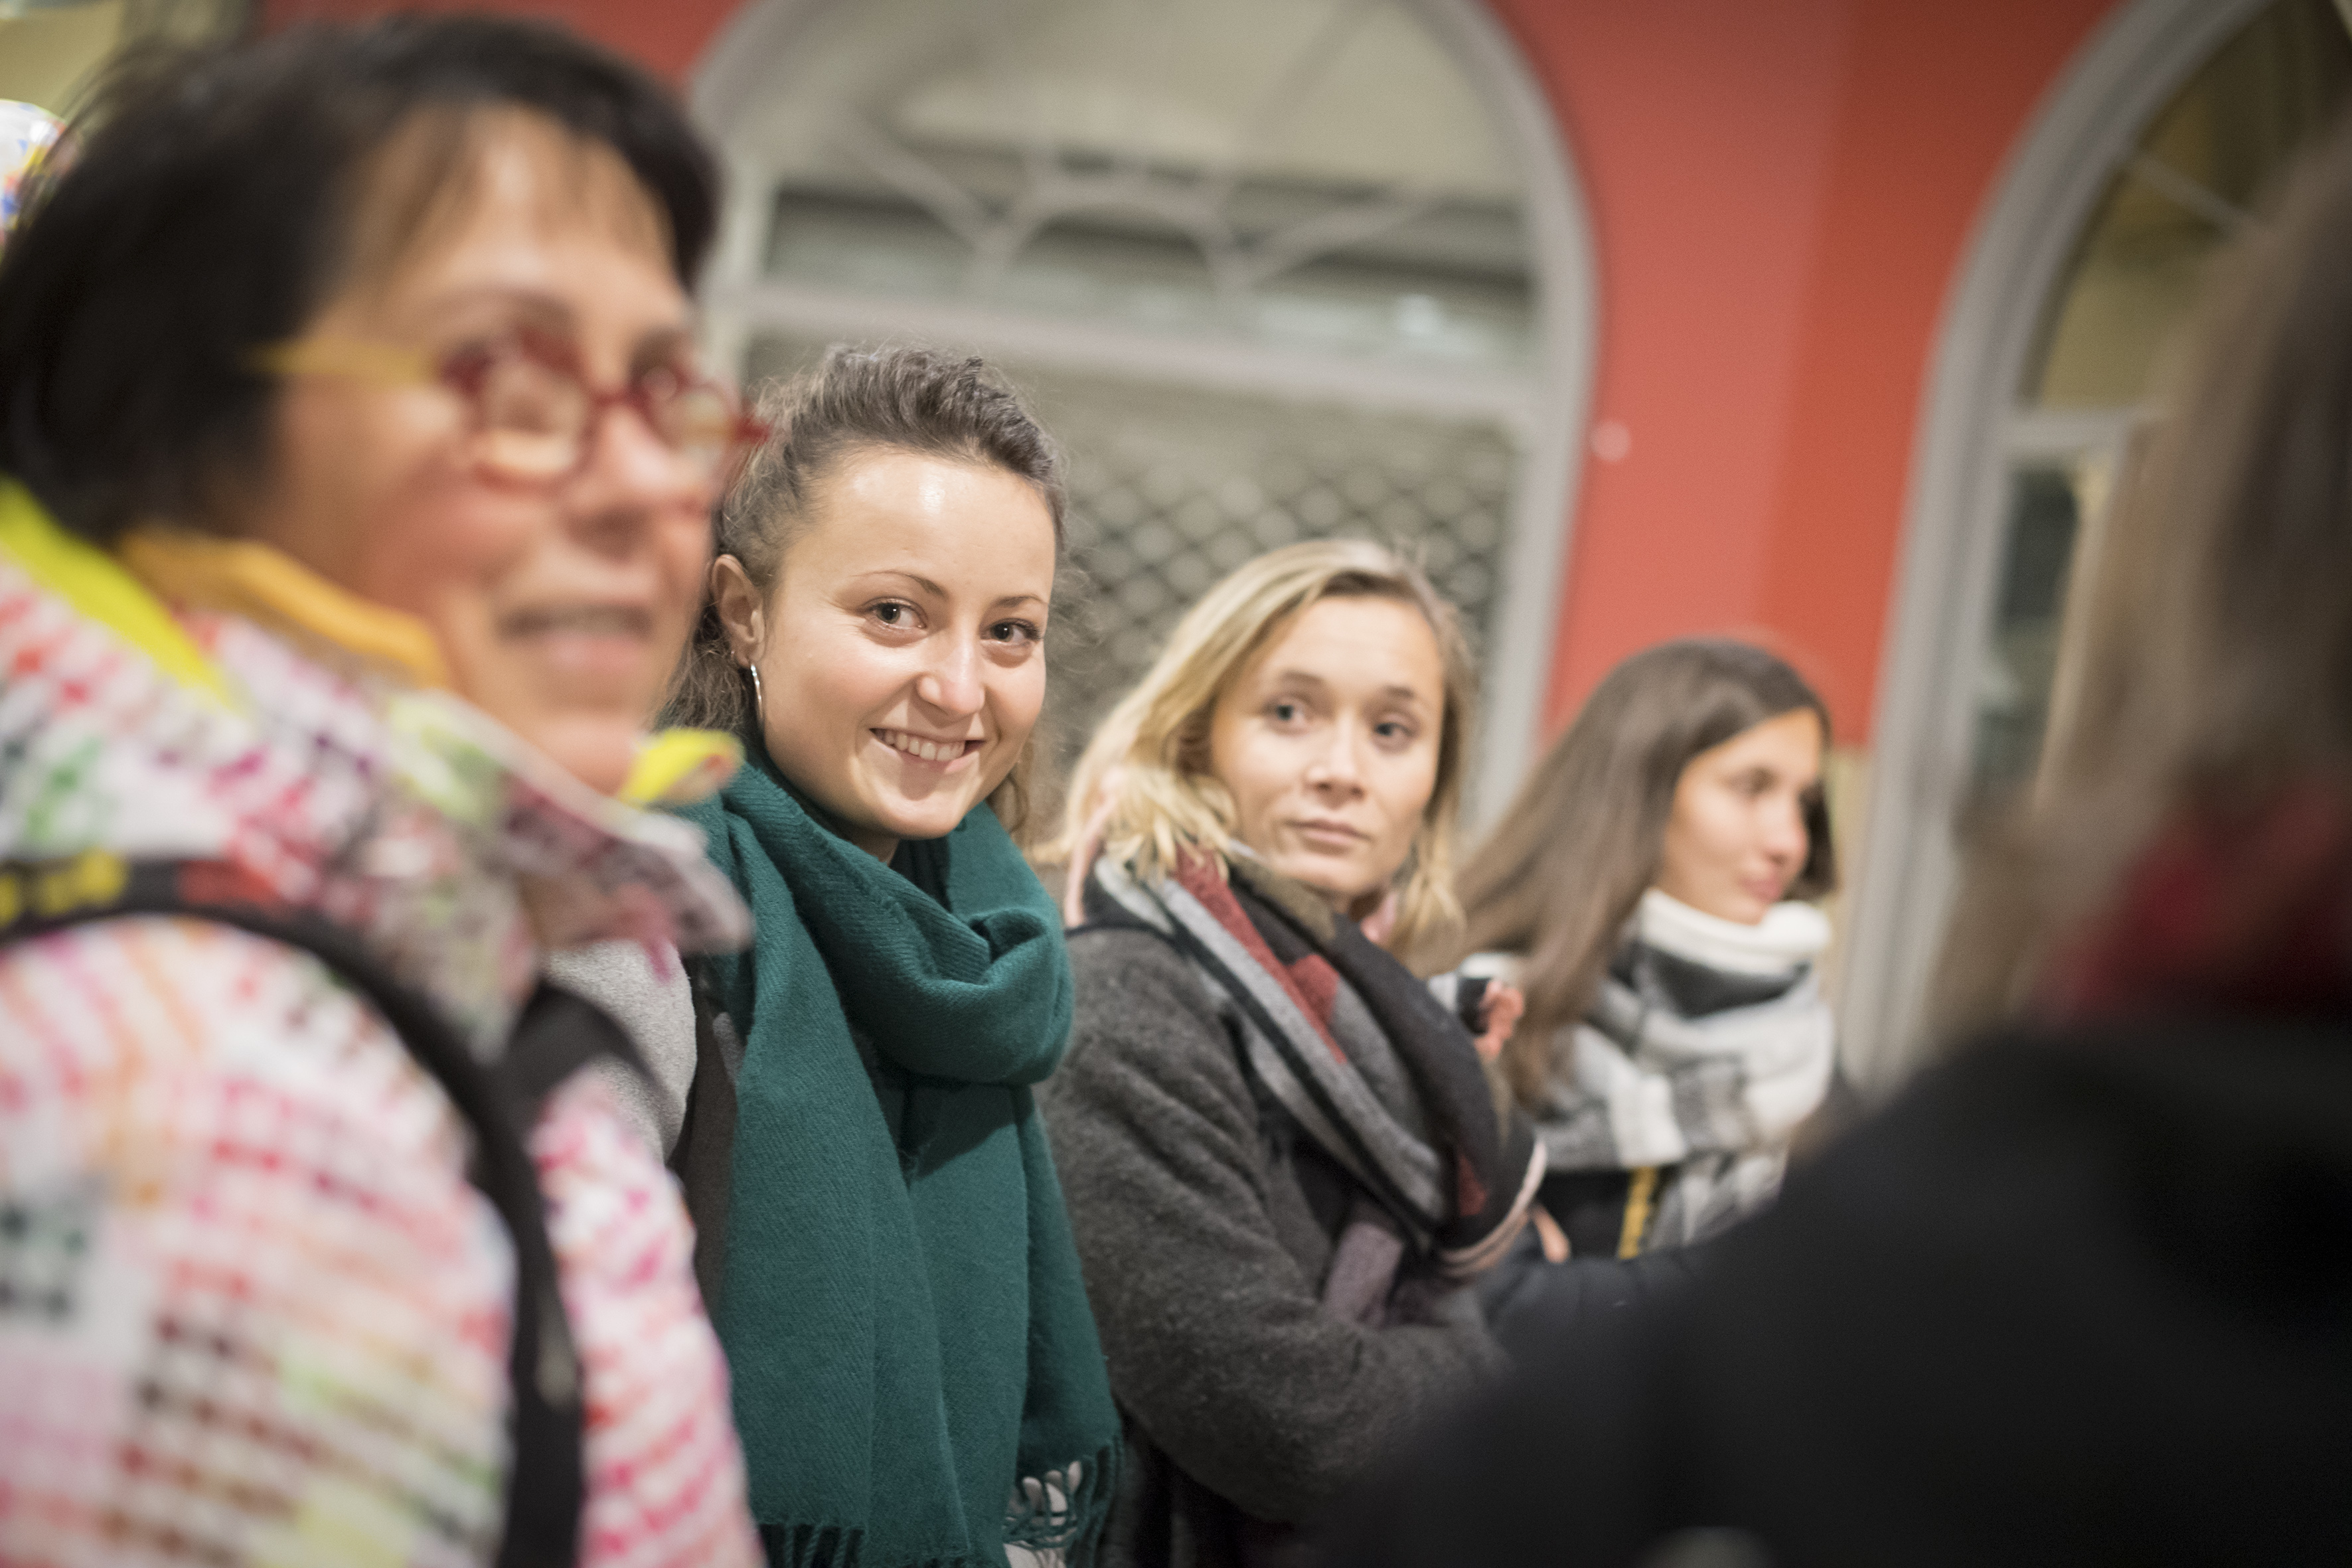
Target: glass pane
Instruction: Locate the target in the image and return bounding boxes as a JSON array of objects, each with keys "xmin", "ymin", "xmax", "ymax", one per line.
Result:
[
  {"xmin": 746, "ymin": 0, "xmax": 1535, "ymax": 371},
  {"xmin": 994, "ymin": 212, "xmax": 1226, "ymax": 335},
  {"xmin": 2028, "ymin": 0, "xmax": 2352, "ymax": 409},
  {"xmin": 766, "ymin": 188, "xmax": 971, "ymax": 297},
  {"xmin": 1253, "ymin": 215, "xmax": 1535, "ymax": 369},
  {"xmin": 0, "ymin": 0, "xmax": 244, "ymax": 117},
  {"xmin": 1970, "ymin": 461, "xmax": 2104, "ymax": 795}
]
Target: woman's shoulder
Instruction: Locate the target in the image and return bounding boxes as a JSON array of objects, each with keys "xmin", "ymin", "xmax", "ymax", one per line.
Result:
[
  {"xmin": 1058, "ymin": 923, "xmax": 1241, "ymax": 1081},
  {"xmin": 0, "ymin": 914, "xmax": 485, "ymax": 1169},
  {"xmin": 1066, "ymin": 923, "xmax": 1219, "ymax": 1017}
]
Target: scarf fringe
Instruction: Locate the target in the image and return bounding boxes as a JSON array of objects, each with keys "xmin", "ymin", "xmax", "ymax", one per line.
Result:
[
  {"xmin": 1004, "ymin": 1441, "xmax": 1121, "ymax": 1563},
  {"xmin": 749, "ymin": 1439, "xmax": 1119, "ymax": 1568}
]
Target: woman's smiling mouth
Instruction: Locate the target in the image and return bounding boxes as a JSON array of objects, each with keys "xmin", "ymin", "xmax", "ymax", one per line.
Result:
[
  {"xmin": 502, "ymin": 603, "xmax": 653, "ymax": 638},
  {"xmin": 500, "ymin": 603, "xmax": 657, "ymax": 676},
  {"xmin": 876, "ymin": 728, "xmax": 981, "ymax": 771}
]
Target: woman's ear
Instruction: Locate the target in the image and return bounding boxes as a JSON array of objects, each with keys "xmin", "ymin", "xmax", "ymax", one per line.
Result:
[{"xmin": 710, "ymin": 554, "xmax": 766, "ymax": 666}]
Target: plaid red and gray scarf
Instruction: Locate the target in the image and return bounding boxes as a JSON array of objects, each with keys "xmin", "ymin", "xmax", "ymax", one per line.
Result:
[{"xmin": 1088, "ymin": 854, "xmax": 1543, "ymax": 1284}]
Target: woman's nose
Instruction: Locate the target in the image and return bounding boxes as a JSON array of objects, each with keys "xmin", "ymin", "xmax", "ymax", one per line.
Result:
[
  {"xmin": 566, "ymin": 400, "xmax": 706, "ymax": 549},
  {"xmin": 1303, "ymin": 724, "xmax": 1366, "ymax": 793},
  {"xmin": 915, "ymin": 639, "xmax": 984, "ymax": 718},
  {"xmin": 1763, "ymin": 795, "xmax": 1810, "ymax": 866}
]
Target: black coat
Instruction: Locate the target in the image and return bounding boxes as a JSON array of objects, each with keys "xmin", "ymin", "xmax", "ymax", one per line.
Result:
[{"xmin": 1324, "ymin": 1018, "xmax": 2352, "ymax": 1567}]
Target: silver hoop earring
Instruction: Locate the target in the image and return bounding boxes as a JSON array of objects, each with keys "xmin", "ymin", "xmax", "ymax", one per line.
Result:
[{"xmin": 744, "ymin": 663, "xmax": 765, "ymax": 723}]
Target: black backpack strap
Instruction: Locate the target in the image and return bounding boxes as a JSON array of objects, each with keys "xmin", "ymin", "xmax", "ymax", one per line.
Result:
[
  {"xmin": 0, "ymin": 854, "xmax": 586, "ymax": 1568},
  {"xmin": 505, "ymin": 981, "xmax": 651, "ymax": 1117},
  {"xmin": 667, "ymin": 961, "xmax": 739, "ymax": 1313}
]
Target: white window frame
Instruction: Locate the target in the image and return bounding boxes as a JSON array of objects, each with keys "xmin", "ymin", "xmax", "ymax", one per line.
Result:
[{"xmin": 688, "ymin": 0, "xmax": 1597, "ymax": 824}]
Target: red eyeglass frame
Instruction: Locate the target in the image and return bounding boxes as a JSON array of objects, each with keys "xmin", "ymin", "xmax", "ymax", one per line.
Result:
[{"xmin": 254, "ymin": 329, "xmax": 771, "ymax": 487}]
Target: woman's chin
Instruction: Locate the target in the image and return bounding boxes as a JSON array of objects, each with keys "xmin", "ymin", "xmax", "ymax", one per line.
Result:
[
  {"xmin": 1261, "ymin": 850, "xmax": 1377, "ymax": 914},
  {"xmin": 856, "ymin": 759, "xmax": 1016, "ymax": 843},
  {"xmin": 870, "ymin": 793, "xmax": 977, "ymax": 844},
  {"xmin": 504, "ymin": 710, "xmax": 639, "ymax": 799}
]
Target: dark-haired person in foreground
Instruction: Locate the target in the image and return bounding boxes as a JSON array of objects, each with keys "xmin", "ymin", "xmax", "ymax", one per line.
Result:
[
  {"xmin": 1325, "ymin": 111, "xmax": 2352, "ymax": 1568},
  {"xmin": 0, "ymin": 21, "xmax": 763, "ymax": 1565}
]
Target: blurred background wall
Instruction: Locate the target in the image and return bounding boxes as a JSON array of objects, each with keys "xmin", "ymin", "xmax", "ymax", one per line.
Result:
[{"xmin": 15, "ymin": 0, "xmax": 2348, "ymax": 1080}]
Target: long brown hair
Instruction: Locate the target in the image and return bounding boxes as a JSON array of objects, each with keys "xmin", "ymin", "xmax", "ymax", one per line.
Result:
[
  {"xmin": 668, "ymin": 344, "xmax": 1065, "ymax": 828},
  {"xmin": 1933, "ymin": 111, "xmax": 2352, "ymax": 1035},
  {"xmin": 1437, "ymin": 639, "xmax": 1835, "ymax": 1107}
]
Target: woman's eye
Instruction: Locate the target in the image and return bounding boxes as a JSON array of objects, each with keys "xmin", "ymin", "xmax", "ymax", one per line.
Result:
[
  {"xmin": 1269, "ymin": 700, "xmax": 1304, "ymax": 724},
  {"xmin": 988, "ymin": 619, "xmax": 1042, "ymax": 646},
  {"xmin": 870, "ymin": 601, "xmax": 919, "ymax": 629},
  {"xmin": 1373, "ymin": 720, "xmax": 1417, "ymax": 745}
]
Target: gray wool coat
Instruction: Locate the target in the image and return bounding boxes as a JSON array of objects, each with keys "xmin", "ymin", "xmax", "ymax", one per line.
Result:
[{"xmin": 1038, "ymin": 925, "xmax": 1504, "ymax": 1568}]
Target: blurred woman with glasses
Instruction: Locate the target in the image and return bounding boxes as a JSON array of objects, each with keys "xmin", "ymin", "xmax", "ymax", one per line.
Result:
[{"xmin": 0, "ymin": 20, "xmax": 763, "ymax": 1566}]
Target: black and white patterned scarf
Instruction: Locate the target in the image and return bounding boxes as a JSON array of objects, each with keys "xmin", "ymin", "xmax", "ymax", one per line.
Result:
[{"xmin": 1475, "ymin": 890, "xmax": 1834, "ymax": 1250}]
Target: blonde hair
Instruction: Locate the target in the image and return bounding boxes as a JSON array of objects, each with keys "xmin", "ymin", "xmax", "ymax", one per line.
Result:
[{"xmin": 1055, "ymin": 539, "xmax": 1476, "ymax": 953}]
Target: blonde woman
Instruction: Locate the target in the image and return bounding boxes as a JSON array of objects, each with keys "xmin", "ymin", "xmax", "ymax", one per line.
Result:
[{"xmin": 1039, "ymin": 540, "xmax": 1544, "ymax": 1565}]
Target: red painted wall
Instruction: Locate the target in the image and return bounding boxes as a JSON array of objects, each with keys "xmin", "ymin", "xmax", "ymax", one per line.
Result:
[
  {"xmin": 265, "ymin": 0, "xmax": 2124, "ymax": 745},
  {"xmin": 1484, "ymin": 0, "xmax": 2118, "ymax": 739},
  {"xmin": 264, "ymin": 0, "xmax": 734, "ymax": 80},
  {"xmin": 1755, "ymin": 0, "xmax": 2120, "ymax": 738}
]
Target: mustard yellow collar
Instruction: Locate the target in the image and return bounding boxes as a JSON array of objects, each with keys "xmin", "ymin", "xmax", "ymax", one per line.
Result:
[
  {"xmin": 0, "ymin": 479, "xmax": 735, "ymax": 807},
  {"xmin": 0, "ymin": 481, "xmax": 232, "ymax": 704},
  {"xmin": 118, "ymin": 526, "xmax": 450, "ymax": 690}
]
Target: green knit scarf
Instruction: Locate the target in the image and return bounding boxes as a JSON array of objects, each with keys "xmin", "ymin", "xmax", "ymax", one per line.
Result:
[{"xmin": 682, "ymin": 751, "xmax": 1119, "ymax": 1567}]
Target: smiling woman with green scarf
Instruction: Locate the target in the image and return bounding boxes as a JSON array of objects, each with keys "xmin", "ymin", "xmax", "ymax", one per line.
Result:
[{"xmin": 647, "ymin": 347, "xmax": 1119, "ymax": 1568}]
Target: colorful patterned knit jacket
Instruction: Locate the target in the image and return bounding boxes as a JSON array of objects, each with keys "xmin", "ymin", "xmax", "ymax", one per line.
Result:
[{"xmin": 0, "ymin": 488, "xmax": 763, "ymax": 1568}]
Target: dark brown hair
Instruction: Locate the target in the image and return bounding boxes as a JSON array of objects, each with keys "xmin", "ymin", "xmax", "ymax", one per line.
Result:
[
  {"xmin": 0, "ymin": 17, "xmax": 717, "ymax": 543},
  {"xmin": 668, "ymin": 345, "xmax": 1066, "ymax": 822},
  {"xmin": 1435, "ymin": 638, "xmax": 1834, "ymax": 1107},
  {"xmin": 1934, "ymin": 110, "xmax": 2352, "ymax": 1035}
]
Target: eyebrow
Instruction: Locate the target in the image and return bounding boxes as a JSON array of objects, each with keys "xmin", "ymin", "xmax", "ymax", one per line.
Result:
[
  {"xmin": 1263, "ymin": 669, "xmax": 1429, "ymax": 707},
  {"xmin": 862, "ymin": 572, "xmax": 1046, "ymax": 611},
  {"xmin": 416, "ymin": 284, "xmax": 696, "ymax": 356},
  {"xmin": 872, "ymin": 572, "xmax": 948, "ymax": 599}
]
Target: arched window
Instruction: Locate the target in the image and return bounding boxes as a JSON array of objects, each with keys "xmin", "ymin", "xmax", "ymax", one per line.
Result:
[
  {"xmin": 1845, "ymin": 0, "xmax": 2352, "ymax": 1083},
  {"xmin": 693, "ymin": 0, "xmax": 1593, "ymax": 817}
]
